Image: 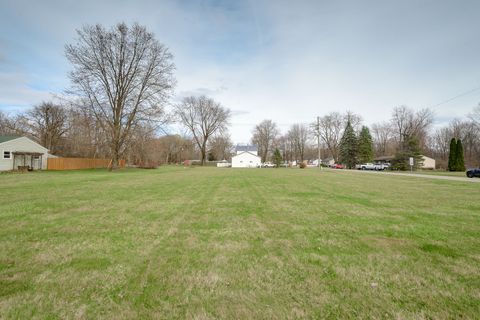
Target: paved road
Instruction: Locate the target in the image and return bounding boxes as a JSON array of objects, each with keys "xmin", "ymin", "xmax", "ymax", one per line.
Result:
[{"xmin": 330, "ymin": 168, "xmax": 480, "ymax": 183}]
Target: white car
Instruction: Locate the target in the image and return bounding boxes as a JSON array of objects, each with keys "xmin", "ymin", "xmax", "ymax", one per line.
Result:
[
  {"xmin": 356, "ymin": 163, "xmax": 377, "ymax": 170},
  {"xmin": 262, "ymin": 162, "xmax": 276, "ymax": 168}
]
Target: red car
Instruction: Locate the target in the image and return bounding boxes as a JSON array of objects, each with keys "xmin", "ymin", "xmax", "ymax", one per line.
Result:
[{"xmin": 330, "ymin": 163, "xmax": 344, "ymax": 169}]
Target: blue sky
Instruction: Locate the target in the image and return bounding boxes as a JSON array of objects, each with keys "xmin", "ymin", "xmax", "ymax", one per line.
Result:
[{"xmin": 1, "ymin": 0, "xmax": 480, "ymax": 142}]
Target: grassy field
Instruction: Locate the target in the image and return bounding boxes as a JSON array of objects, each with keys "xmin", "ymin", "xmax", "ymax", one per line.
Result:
[{"xmin": 1, "ymin": 167, "xmax": 479, "ymax": 319}]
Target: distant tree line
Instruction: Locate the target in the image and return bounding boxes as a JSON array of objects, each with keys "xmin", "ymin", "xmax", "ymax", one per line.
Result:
[
  {"xmin": 247, "ymin": 104, "xmax": 480, "ymax": 170},
  {"xmin": 2, "ymin": 22, "xmax": 480, "ymax": 171}
]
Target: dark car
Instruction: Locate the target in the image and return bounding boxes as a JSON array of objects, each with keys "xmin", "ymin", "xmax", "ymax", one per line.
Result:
[{"xmin": 466, "ymin": 168, "xmax": 480, "ymax": 178}]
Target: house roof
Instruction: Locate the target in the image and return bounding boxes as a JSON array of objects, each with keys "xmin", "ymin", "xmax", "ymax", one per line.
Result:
[
  {"xmin": 235, "ymin": 145, "xmax": 258, "ymax": 153},
  {"xmin": 0, "ymin": 136, "xmax": 20, "ymax": 144},
  {"xmin": 233, "ymin": 151, "xmax": 260, "ymax": 158},
  {"xmin": 0, "ymin": 136, "xmax": 49, "ymax": 151}
]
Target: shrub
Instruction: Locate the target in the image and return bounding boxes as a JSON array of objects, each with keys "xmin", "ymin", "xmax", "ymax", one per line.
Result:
[{"xmin": 299, "ymin": 162, "xmax": 306, "ymax": 169}]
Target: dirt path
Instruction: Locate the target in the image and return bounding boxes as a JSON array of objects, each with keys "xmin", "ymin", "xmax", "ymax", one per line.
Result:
[{"xmin": 330, "ymin": 168, "xmax": 480, "ymax": 183}]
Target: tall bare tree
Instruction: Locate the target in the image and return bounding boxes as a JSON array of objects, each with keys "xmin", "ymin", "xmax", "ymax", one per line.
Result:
[
  {"xmin": 391, "ymin": 106, "xmax": 434, "ymax": 147},
  {"xmin": 210, "ymin": 135, "xmax": 233, "ymax": 161},
  {"xmin": 65, "ymin": 22, "xmax": 175, "ymax": 169},
  {"xmin": 288, "ymin": 123, "xmax": 309, "ymax": 162},
  {"xmin": 25, "ymin": 102, "xmax": 68, "ymax": 154},
  {"xmin": 317, "ymin": 112, "xmax": 344, "ymax": 162},
  {"xmin": 371, "ymin": 121, "xmax": 393, "ymax": 156},
  {"xmin": 251, "ymin": 119, "xmax": 279, "ymax": 162},
  {"xmin": 175, "ymin": 95, "xmax": 231, "ymax": 165}
]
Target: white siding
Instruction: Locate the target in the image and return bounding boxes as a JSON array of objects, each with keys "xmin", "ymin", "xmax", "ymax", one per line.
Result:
[
  {"xmin": 232, "ymin": 152, "xmax": 261, "ymax": 168},
  {"xmin": 421, "ymin": 156, "xmax": 436, "ymax": 169},
  {"xmin": 0, "ymin": 137, "xmax": 49, "ymax": 171}
]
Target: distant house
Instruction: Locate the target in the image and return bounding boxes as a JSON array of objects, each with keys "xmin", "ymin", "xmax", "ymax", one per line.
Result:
[
  {"xmin": 321, "ymin": 157, "xmax": 335, "ymax": 166},
  {"xmin": 373, "ymin": 155, "xmax": 436, "ymax": 169},
  {"xmin": 421, "ymin": 155, "xmax": 436, "ymax": 169},
  {"xmin": 0, "ymin": 136, "xmax": 49, "ymax": 171},
  {"xmin": 373, "ymin": 155, "xmax": 394, "ymax": 165},
  {"xmin": 232, "ymin": 145, "xmax": 261, "ymax": 168}
]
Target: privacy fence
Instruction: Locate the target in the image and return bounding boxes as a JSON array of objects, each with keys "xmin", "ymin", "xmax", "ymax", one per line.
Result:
[{"xmin": 47, "ymin": 158, "xmax": 126, "ymax": 170}]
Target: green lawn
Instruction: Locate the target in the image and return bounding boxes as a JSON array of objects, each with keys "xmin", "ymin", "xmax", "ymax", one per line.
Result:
[{"xmin": 1, "ymin": 167, "xmax": 479, "ymax": 319}]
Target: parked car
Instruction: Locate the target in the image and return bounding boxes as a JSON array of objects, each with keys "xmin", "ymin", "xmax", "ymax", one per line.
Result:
[
  {"xmin": 374, "ymin": 163, "xmax": 390, "ymax": 171},
  {"xmin": 355, "ymin": 163, "xmax": 387, "ymax": 171},
  {"xmin": 262, "ymin": 162, "xmax": 275, "ymax": 168},
  {"xmin": 466, "ymin": 168, "xmax": 480, "ymax": 178},
  {"xmin": 329, "ymin": 163, "xmax": 344, "ymax": 169},
  {"xmin": 355, "ymin": 163, "xmax": 376, "ymax": 170}
]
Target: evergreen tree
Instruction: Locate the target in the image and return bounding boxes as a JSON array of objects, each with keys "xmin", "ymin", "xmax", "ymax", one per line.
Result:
[
  {"xmin": 447, "ymin": 138, "xmax": 457, "ymax": 171},
  {"xmin": 273, "ymin": 148, "xmax": 283, "ymax": 168},
  {"xmin": 455, "ymin": 139, "xmax": 465, "ymax": 171},
  {"xmin": 392, "ymin": 134, "xmax": 423, "ymax": 170},
  {"xmin": 338, "ymin": 120, "xmax": 357, "ymax": 169},
  {"xmin": 357, "ymin": 126, "xmax": 374, "ymax": 164}
]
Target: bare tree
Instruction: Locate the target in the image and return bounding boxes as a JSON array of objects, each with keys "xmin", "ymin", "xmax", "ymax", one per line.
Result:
[
  {"xmin": 0, "ymin": 112, "xmax": 14, "ymax": 135},
  {"xmin": 63, "ymin": 107, "xmax": 109, "ymax": 158},
  {"xmin": 371, "ymin": 122, "xmax": 393, "ymax": 156},
  {"xmin": 391, "ymin": 106, "xmax": 434, "ymax": 146},
  {"xmin": 317, "ymin": 112, "xmax": 344, "ymax": 161},
  {"xmin": 65, "ymin": 22, "xmax": 175, "ymax": 169},
  {"xmin": 288, "ymin": 123, "xmax": 309, "ymax": 162},
  {"xmin": 251, "ymin": 119, "xmax": 279, "ymax": 162},
  {"xmin": 175, "ymin": 95, "xmax": 231, "ymax": 165},
  {"xmin": 431, "ymin": 126, "xmax": 452, "ymax": 160},
  {"xmin": 210, "ymin": 134, "xmax": 233, "ymax": 161},
  {"xmin": 344, "ymin": 110, "xmax": 363, "ymax": 131},
  {"xmin": 24, "ymin": 102, "xmax": 68, "ymax": 154},
  {"xmin": 0, "ymin": 112, "xmax": 29, "ymax": 136}
]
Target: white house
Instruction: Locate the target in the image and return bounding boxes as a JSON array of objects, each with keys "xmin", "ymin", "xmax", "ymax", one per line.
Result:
[
  {"xmin": 0, "ymin": 136, "xmax": 49, "ymax": 171},
  {"xmin": 231, "ymin": 145, "xmax": 261, "ymax": 168}
]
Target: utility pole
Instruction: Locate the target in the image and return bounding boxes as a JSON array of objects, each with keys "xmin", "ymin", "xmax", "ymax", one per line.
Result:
[{"xmin": 316, "ymin": 116, "xmax": 322, "ymax": 170}]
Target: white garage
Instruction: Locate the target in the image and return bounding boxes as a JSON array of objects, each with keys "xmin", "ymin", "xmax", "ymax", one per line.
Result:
[
  {"xmin": 0, "ymin": 136, "xmax": 49, "ymax": 171},
  {"xmin": 232, "ymin": 151, "xmax": 261, "ymax": 168}
]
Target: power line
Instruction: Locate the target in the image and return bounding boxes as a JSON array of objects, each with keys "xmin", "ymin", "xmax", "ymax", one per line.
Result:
[{"xmin": 429, "ymin": 85, "xmax": 480, "ymax": 108}]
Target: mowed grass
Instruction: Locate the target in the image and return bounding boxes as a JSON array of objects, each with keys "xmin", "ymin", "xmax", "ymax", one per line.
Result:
[{"xmin": 0, "ymin": 167, "xmax": 479, "ymax": 319}]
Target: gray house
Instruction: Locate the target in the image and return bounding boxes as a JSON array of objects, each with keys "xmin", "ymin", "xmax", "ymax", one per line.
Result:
[{"xmin": 0, "ymin": 136, "xmax": 49, "ymax": 171}]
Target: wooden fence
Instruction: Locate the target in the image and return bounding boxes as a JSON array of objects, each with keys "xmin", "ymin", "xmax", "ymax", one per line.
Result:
[{"xmin": 47, "ymin": 158, "xmax": 125, "ymax": 170}]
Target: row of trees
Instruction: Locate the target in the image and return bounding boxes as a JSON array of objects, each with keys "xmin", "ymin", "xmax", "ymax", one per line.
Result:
[
  {"xmin": 1, "ymin": 23, "xmax": 233, "ymax": 168},
  {"xmin": 249, "ymin": 104, "xmax": 480, "ymax": 170},
  {"xmin": 2, "ymin": 22, "xmax": 480, "ymax": 170}
]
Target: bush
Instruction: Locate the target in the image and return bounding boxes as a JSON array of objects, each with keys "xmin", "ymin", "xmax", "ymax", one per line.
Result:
[{"xmin": 299, "ymin": 162, "xmax": 306, "ymax": 169}]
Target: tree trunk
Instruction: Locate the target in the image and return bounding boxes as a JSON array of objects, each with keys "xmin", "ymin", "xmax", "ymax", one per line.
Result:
[{"xmin": 201, "ymin": 140, "xmax": 207, "ymax": 165}]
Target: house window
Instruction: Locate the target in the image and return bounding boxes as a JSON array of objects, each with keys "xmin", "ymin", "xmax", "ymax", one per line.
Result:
[
  {"xmin": 3, "ymin": 151, "xmax": 11, "ymax": 159},
  {"xmin": 33, "ymin": 155, "xmax": 40, "ymax": 160}
]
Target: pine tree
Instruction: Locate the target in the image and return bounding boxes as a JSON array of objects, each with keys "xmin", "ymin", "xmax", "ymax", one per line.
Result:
[
  {"xmin": 339, "ymin": 120, "xmax": 357, "ymax": 169},
  {"xmin": 392, "ymin": 134, "xmax": 423, "ymax": 170},
  {"xmin": 273, "ymin": 148, "xmax": 283, "ymax": 168},
  {"xmin": 455, "ymin": 139, "xmax": 465, "ymax": 171},
  {"xmin": 447, "ymin": 138, "xmax": 457, "ymax": 171},
  {"xmin": 357, "ymin": 126, "xmax": 374, "ymax": 164}
]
